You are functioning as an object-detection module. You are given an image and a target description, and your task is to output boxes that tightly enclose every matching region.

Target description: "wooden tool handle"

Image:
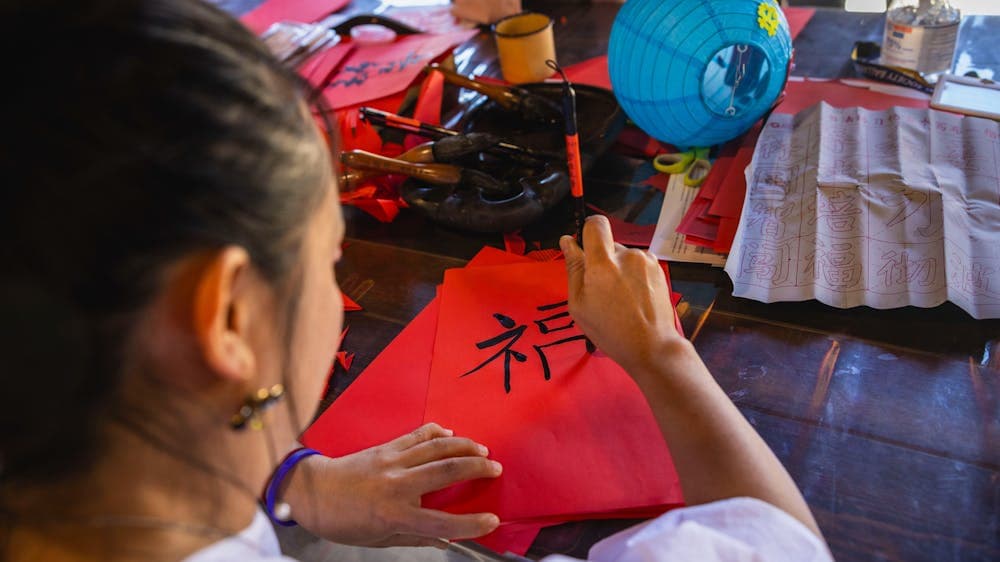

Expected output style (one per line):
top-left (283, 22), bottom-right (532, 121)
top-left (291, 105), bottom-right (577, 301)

top-left (426, 64), bottom-right (518, 110)
top-left (341, 150), bottom-right (463, 186)
top-left (395, 143), bottom-right (435, 164)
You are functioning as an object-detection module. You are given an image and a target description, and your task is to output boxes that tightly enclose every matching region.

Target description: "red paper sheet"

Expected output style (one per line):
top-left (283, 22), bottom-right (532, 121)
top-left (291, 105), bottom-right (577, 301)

top-left (422, 260), bottom-right (684, 522)
top-left (304, 249), bottom-right (533, 457)
top-left (303, 248), bottom-right (540, 553)
top-left (405, 70), bottom-right (445, 150)
top-left (784, 7), bottom-right (816, 41)
top-left (304, 249), bottom-right (683, 550)
top-left (775, 78), bottom-right (931, 115)
top-left (503, 231), bottom-right (527, 256)
top-left (318, 30), bottom-right (476, 110)
top-left (342, 293), bottom-right (362, 312)
top-left (715, 218), bottom-right (741, 254)
top-left (586, 205), bottom-right (656, 248)
top-left (477, 522), bottom-right (546, 557)
top-left (241, 0), bottom-right (350, 34)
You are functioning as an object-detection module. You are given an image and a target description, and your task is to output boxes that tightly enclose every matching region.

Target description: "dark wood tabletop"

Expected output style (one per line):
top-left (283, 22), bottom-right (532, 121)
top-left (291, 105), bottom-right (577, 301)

top-left (227, 1), bottom-right (1000, 560)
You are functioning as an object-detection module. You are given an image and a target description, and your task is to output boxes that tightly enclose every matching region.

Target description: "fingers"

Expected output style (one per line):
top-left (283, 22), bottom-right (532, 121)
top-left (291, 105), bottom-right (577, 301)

top-left (399, 436), bottom-right (489, 468)
top-left (560, 235), bottom-right (585, 299)
top-left (582, 215), bottom-right (615, 263)
top-left (408, 455), bottom-right (502, 494)
top-left (405, 509), bottom-right (501, 541)
top-left (388, 423), bottom-right (453, 452)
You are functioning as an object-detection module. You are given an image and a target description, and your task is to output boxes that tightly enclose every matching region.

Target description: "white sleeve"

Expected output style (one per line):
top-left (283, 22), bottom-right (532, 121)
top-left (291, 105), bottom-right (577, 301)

top-left (541, 498), bottom-right (833, 562)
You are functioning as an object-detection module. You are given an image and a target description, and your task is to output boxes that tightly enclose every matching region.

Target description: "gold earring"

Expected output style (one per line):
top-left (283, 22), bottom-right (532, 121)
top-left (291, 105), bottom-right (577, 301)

top-left (230, 384), bottom-right (284, 430)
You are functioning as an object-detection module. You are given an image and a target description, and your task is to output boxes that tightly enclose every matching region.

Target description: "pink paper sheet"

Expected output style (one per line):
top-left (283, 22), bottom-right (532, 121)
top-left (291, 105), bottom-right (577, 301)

top-left (318, 30), bottom-right (476, 110)
top-left (241, 0), bottom-right (349, 34)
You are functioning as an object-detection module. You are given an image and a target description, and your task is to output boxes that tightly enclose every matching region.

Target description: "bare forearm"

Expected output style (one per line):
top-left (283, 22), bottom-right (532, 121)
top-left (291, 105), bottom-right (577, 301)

top-left (630, 337), bottom-right (822, 537)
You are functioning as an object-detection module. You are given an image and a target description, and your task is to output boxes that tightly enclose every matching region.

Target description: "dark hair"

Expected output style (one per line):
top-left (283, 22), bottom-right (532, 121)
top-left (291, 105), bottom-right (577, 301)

top-left (0, 0), bottom-right (329, 483)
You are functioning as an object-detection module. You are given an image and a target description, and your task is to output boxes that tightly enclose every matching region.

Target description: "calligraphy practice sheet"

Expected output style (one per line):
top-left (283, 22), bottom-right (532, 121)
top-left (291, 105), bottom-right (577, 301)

top-left (725, 102), bottom-right (1000, 319)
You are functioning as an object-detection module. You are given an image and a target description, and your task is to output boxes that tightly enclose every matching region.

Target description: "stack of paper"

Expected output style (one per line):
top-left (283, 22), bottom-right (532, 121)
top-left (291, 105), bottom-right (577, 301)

top-left (302, 248), bottom-right (686, 554)
top-left (649, 174), bottom-right (731, 267)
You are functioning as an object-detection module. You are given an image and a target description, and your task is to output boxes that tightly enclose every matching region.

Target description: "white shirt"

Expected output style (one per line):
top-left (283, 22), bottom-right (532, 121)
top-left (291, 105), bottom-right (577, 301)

top-left (182, 509), bottom-right (294, 562)
top-left (185, 498), bottom-right (832, 562)
top-left (542, 498), bottom-right (833, 562)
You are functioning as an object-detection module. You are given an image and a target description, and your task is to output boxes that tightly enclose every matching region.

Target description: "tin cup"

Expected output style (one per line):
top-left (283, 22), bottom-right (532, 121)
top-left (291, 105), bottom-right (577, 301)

top-left (493, 12), bottom-right (556, 84)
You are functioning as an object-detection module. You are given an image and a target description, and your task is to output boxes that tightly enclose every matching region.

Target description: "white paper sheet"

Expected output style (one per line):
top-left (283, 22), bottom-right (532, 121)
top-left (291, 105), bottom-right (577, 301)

top-left (649, 174), bottom-right (729, 267)
top-left (725, 102), bottom-right (1000, 319)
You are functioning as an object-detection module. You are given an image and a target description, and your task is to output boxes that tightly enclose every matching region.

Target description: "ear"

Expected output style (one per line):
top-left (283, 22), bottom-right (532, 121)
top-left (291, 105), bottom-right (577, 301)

top-left (191, 247), bottom-right (258, 383)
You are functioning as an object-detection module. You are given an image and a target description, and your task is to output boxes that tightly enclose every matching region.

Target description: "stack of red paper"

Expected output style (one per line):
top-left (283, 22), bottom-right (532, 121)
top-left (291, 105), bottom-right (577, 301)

top-left (673, 131), bottom-right (759, 254)
top-left (302, 248), bottom-right (686, 555)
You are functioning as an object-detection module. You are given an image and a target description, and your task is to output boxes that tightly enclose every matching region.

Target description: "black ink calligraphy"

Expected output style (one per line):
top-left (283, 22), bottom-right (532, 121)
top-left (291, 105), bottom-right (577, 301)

top-left (462, 301), bottom-right (594, 394)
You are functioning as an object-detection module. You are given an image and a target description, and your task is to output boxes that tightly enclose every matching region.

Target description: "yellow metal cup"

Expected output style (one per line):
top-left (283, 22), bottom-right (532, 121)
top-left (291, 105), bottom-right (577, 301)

top-left (493, 12), bottom-right (556, 84)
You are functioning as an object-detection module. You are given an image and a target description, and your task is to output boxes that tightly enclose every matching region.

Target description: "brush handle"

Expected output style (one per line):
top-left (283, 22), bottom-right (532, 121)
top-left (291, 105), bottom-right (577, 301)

top-left (426, 64), bottom-right (520, 111)
top-left (341, 150), bottom-right (463, 186)
top-left (339, 144), bottom-right (434, 189)
top-left (395, 143), bottom-right (436, 163)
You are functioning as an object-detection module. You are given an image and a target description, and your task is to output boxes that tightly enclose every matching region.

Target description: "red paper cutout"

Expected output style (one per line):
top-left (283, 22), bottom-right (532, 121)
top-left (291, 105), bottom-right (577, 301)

top-left (586, 205), bottom-right (656, 248)
top-left (351, 198), bottom-right (402, 223)
top-left (477, 522), bottom-right (546, 557)
top-left (526, 249), bottom-right (563, 262)
top-left (342, 293), bottom-right (362, 312)
top-left (422, 260), bottom-right (683, 522)
top-left (640, 172), bottom-right (671, 193)
top-left (240, 0), bottom-right (350, 34)
top-left (563, 55), bottom-right (611, 90)
top-left (318, 30), bottom-right (476, 110)
top-left (715, 217), bottom-right (740, 254)
top-left (784, 7), bottom-right (816, 41)
top-left (503, 231), bottom-right (526, 256)
top-left (404, 70), bottom-right (445, 150)
top-left (336, 351), bottom-right (355, 371)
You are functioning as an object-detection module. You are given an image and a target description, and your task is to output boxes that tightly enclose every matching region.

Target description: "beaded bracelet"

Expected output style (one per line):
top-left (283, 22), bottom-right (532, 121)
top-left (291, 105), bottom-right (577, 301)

top-left (263, 447), bottom-right (320, 527)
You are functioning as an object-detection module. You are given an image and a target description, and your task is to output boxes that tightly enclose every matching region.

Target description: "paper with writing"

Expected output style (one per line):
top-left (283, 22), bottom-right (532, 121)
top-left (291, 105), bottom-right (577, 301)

top-left (317, 30), bottom-right (476, 110)
top-left (423, 260), bottom-right (684, 521)
top-left (725, 102), bottom-right (1000, 319)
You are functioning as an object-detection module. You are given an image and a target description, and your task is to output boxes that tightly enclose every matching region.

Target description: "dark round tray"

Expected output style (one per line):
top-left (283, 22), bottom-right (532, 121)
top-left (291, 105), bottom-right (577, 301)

top-left (457, 82), bottom-right (625, 173)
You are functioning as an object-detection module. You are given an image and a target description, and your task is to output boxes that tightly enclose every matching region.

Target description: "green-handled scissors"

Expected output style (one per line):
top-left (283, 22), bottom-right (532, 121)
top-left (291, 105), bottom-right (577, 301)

top-left (653, 147), bottom-right (711, 187)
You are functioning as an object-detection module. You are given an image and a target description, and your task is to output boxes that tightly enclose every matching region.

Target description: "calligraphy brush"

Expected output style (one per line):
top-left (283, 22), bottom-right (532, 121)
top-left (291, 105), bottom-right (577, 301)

top-left (424, 64), bottom-right (562, 125)
top-left (545, 60), bottom-right (585, 243)
top-left (339, 135), bottom-right (498, 190)
top-left (340, 149), bottom-right (513, 197)
top-left (358, 107), bottom-right (561, 162)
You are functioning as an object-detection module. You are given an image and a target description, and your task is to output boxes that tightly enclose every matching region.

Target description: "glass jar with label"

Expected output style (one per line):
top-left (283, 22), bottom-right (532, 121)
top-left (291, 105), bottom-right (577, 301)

top-left (882, 0), bottom-right (960, 77)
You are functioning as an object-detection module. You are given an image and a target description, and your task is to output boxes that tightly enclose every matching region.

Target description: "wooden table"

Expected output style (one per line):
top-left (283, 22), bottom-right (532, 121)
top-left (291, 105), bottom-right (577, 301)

top-left (236, 2), bottom-right (1000, 560)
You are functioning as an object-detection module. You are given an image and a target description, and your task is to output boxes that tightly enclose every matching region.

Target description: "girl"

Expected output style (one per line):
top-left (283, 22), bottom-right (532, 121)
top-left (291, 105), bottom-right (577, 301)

top-left (0, 1), bottom-right (831, 560)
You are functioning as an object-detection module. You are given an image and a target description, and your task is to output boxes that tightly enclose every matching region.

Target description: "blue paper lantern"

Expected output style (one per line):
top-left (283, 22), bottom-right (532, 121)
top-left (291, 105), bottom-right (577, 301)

top-left (608, 0), bottom-right (792, 149)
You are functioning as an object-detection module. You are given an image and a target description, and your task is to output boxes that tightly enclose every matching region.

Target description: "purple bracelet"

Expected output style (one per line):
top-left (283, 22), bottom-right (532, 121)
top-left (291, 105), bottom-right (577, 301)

top-left (263, 447), bottom-right (320, 527)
